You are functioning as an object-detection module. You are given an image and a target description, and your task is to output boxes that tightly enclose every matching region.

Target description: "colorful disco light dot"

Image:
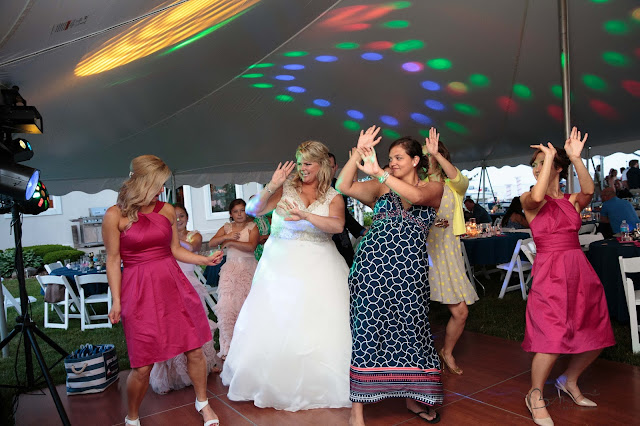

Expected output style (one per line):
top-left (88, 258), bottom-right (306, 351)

top-left (454, 103), bottom-right (479, 116)
top-left (242, 73), bottom-right (263, 78)
top-left (603, 20), bottom-right (629, 35)
top-left (513, 84), bottom-right (532, 99)
top-left (561, 52), bottom-right (565, 68)
top-left (343, 120), bottom-right (361, 131)
top-left (632, 7), bottom-right (640, 22)
top-left (316, 55), bottom-right (338, 62)
top-left (622, 80), bottom-right (640, 97)
top-left (602, 51), bottom-right (629, 67)
top-left (425, 100), bottom-right (445, 111)
top-left (365, 41), bottom-right (394, 50)
top-left (421, 81), bottom-right (441, 91)
top-left (335, 42), bottom-right (359, 49)
top-left (382, 129), bottom-right (401, 139)
top-left (275, 75), bottom-right (295, 81)
top-left (382, 20), bottom-right (409, 29)
top-left (402, 62), bottom-right (423, 72)
top-left (445, 122), bottom-right (468, 134)
top-left (582, 74), bottom-right (607, 91)
top-left (393, 40), bottom-right (425, 53)
top-left (589, 0), bottom-right (610, 3)
top-left (411, 113), bottom-right (432, 125)
top-left (447, 82), bottom-right (468, 95)
top-left (347, 110), bottom-right (365, 120)
top-left (418, 129), bottom-right (430, 138)
top-left (551, 85), bottom-right (563, 99)
top-left (380, 115), bottom-right (399, 126)
top-left (390, 1), bottom-right (412, 9)
top-left (305, 108), bottom-right (324, 117)
top-left (249, 63), bottom-right (274, 68)
top-left (275, 95), bottom-right (294, 102)
top-left (314, 99), bottom-right (331, 107)
top-left (361, 52), bottom-right (383, 61)
top-left (283, 51), bottom-right (309, 57)
top-left (252, 83), bottom-right (273, 88)
top-left (497, 96), bottom-right (518, 113)
top-left (287, 86), bottom-right (306, 93)
top-left (547, 105), bottom-right (563, 122)
top-left (427, 58), bottom-right (452, 70)
top-left (469, 74), bottom-right (490, 87)
top-left (589, 99), bottom-right (618, 120)
top-left (283, 64), bottom-right (305, 70)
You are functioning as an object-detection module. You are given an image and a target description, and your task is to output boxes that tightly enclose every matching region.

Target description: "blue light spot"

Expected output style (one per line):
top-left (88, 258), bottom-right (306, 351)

top-left (380, 115), bottom-right (399, 126)
top-left (347, 110), bottom-right (364, 120)
top-left (315, 55), bottom-right (338, 62)
top-left (411, 113), bottom-right (432, 125)
top-left (421, 81), bottom-right (441, 91)
top-left (275, 75), bottom-right (295, 81)
top-left (283, 64), bottom-right (305, 70)
top-left (402, 62), bottom-right (422, 72)
top-left (361, 52), bottom-right (383, 61)
top-left (287, 86), bottom-right (306, 93)
top-left (314, 99), bottom-right (331, 107)
top-left (425, 100), bottom-right (445, 110)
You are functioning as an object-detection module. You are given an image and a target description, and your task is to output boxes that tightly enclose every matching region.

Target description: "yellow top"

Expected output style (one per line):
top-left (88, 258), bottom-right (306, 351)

top-left (425, 168), bottom-right (469, 236)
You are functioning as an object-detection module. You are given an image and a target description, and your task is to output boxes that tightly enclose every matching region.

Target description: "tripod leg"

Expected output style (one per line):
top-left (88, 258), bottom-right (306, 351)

top-left (24, 328), bottom-right (71, 426)
top-left (0, 327), bottom-right (20, 351)
top-left (31, 326), bottom-right (68, 358)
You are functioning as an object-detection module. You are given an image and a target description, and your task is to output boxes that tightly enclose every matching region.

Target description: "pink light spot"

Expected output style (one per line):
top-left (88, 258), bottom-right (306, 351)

top-left (365, 41), bottom-right (394, 50)
top-left (589, 99), bottom-right (619, 120)
top-left (497, 96), bottom-right (518, 114)
top-left (547, 105), bottom-right (563, 122)
top-left (622, 80), bottom-right (640, 97)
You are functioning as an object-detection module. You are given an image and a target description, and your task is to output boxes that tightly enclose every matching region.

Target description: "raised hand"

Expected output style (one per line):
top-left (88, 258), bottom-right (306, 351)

top-left (529, 142), bottom-right (557, 160)
top-left (355, 146), bottom-right (383, 178)
top-left (281, 199), bottom-right (307, 222)
top-left (357, 125), bottom-right (382, 150)
top-left (270, 161), bottom-right (296, 188)
top-left (423, 127), bottom-right (440, 157)
top-left (564, 126), bottom-right (588, 159)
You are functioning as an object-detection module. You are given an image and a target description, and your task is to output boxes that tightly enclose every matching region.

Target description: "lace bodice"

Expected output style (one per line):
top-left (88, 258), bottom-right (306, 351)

top-left (270, 180), bottom-right (339, 242)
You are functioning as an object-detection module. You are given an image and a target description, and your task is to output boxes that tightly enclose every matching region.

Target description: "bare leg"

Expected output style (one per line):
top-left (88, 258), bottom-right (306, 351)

top-left (441, 302), bottom-right (468, 373)
top-left (528, 353), bottom-right (559, 421)
top-left (406, 398), bottom-right (438, 422)
top-left (349, 402), bottom-right (365, 426)
top-left (126, 365), bottom-right (152, 421)
top-left (186, 348), bottom-right (218, 424)
top-left (558, 349), bottom-right (602, 403)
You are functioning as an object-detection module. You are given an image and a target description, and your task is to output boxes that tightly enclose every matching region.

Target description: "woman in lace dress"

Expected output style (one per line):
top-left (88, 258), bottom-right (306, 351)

top-left (149, 204), bottom-right (220, 394)
top-left (208, 199), bottom-right (259, 359)
top-left (221, 141), bottom-right (352, 411)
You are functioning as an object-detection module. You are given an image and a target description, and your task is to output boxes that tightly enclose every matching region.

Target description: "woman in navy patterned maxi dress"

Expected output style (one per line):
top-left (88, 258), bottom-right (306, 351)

top-left (337, 126), bottom-right (445, 425)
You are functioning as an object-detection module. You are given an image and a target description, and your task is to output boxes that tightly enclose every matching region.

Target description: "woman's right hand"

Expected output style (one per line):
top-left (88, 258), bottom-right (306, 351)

top-left (529, 142), bottom-right (556, 160)
top-left (357, 125), bottom-right (382, 150)
top-left (108, 302), bottom-right (121, 324)
top-left (424, 127), bottom-right (440, 157)
top-left (270, 161), bottom-right (296, 188)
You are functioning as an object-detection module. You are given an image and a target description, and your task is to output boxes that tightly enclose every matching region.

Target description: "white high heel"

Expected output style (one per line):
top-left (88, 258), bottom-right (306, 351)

top-left (195, 398), bottom-right (220, 426)
top-left (124, 416), bottom-right (141, 426)
top-left (555, 378), bottom-right (597, 407)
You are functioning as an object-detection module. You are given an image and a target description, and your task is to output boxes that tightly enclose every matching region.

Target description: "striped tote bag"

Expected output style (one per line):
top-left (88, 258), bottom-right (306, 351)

top-left (65, 344), bottom-right (119, 395)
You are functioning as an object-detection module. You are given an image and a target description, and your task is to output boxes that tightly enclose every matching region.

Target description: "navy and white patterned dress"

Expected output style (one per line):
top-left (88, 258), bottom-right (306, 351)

top-left (349, 191), bottom-right (443, 405)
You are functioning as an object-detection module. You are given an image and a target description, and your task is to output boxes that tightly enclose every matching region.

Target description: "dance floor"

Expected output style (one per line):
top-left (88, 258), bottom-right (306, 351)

top-left (15, 325), bottom-right (640, 425)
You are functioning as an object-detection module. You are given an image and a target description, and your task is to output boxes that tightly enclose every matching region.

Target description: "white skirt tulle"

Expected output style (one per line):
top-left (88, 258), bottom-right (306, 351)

top-left (220, 237), bottom-right (352, 411)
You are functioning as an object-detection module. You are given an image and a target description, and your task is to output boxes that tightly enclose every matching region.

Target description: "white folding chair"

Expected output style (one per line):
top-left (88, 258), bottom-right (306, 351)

top-left (75, 274), bottom-right (112, 331)
top-left (578, 224), bottom-right (597, 235)
top-left (497, 239), bottom-right (532, 300)
top-left (36, 275), bottom-right (86, 329)
top-left (459, 241), bottom-right (484, 295)
top-left (619, 256), bottom-right (640, 353)
top-left (521, 239), bottom-right (536, 265)
top-left (193, 267), bottom-right (218, 315)
top-left (578, 233), bottom-right (604, 251)
top-left (44, 261), bottom-right (64, 273)
top-left (3, 282), bottom-right (37, 318)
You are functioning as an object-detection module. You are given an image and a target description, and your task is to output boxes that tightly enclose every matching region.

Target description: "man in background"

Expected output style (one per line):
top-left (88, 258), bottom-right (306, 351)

top-left (464, 198), bottom-right (492, 224)
top-left (599, 187), bottom-right (639, 237)
top-left (627, 159), bottom-right (640, 190)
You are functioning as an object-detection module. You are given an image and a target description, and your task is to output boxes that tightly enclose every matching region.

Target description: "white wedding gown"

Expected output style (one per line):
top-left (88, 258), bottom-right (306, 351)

top-left (221, 182), bottom-right (352, 411)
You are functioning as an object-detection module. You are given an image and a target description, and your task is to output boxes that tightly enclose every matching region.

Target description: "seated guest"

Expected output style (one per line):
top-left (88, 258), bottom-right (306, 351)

top-left (599, 187), bottom-right (640, 233)
top-left (614, 179), bottom-right (633, 199)
top-left (627, 159), bottom-right (640, 190)
top-left (501, 196), bottom-right (529, 229)
top-left (464, 198), bottom-right (492, 224)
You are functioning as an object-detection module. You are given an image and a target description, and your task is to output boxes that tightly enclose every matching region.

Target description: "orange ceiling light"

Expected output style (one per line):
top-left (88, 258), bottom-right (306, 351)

top-left (75, 0), bottom-right (260, 76)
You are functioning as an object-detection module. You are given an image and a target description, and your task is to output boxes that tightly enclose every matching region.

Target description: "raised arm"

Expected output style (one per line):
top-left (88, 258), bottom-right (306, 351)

top-left (102, 206), bottom-right (123, 324)
top-left (424, 127), bottom-right (459, 180)
top-left (246, 161), bottom-right (296, 217)
top-left (565, 127), bottom-right (593, 211)
top-left (521, 142), bottom-right (557, 212)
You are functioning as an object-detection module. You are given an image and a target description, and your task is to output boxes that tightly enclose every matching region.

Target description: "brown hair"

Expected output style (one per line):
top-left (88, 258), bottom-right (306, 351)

top-left (389, 137), bottom-right (430, 180)
top-left (291, 140), bottom-right (332, 201)
top-left (529, 147), bottom-right (570, 181)
top-left (228, 198), bottom-right (246, 221)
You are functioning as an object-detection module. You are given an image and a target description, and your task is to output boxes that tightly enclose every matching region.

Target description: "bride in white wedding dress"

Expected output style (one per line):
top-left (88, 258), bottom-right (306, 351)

top-left (220, 141), bottom-right (352, 411)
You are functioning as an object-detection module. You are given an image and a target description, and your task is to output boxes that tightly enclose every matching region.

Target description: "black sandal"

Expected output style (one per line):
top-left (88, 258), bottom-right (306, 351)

top-left (407, 408), bottom-right (441, 424)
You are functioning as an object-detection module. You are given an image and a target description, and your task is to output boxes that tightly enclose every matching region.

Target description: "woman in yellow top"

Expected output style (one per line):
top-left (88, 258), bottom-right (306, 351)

top-left (424, 127), bottom-right (478, 375)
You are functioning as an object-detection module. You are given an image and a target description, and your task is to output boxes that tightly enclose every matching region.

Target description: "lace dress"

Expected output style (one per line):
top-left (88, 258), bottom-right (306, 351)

top-left (149, 231), bottom-right (219, 394)
top-left (217, 222), bottom-right (259, 358)
top-left (221, 180), bottom-right (352, 411)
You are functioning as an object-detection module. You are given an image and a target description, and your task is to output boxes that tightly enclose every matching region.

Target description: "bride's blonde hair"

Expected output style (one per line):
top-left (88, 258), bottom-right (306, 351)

top-left (117, 155), bottom-right (171, 230)
top-left (291, 140), bottom-right (332, 201)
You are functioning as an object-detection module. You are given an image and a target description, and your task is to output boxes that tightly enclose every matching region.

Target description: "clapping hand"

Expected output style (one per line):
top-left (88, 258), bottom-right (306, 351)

top-left (270, 161), bottom-right (296, 189)
top-left (564, 126), bottom-right (588, 160)
top-left (423, 127), bottom-right (439, 157)
top-left (355, 146), bottom-right (383, 178)
top-left (281, 199), bottom-right (307, 221)
top-left (357, 126), bottom-right (382, 150)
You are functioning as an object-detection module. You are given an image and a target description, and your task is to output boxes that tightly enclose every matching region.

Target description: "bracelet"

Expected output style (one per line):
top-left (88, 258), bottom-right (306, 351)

top-left (378, 171), bottom-right (390, 184)
top-left (265, 182), bottom-right (274, 194)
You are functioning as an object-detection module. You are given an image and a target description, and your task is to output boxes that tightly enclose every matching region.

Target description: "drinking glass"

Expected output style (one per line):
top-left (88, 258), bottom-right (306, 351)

top-left (64, 259), bottom-right (71, 268)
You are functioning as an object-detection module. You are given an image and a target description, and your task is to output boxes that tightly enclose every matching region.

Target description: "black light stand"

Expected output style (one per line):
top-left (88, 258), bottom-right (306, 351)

top-left (0, 203), bottom-right (71, 426)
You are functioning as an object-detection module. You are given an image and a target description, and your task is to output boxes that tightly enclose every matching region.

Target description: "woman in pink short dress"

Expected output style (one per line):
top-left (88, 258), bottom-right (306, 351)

top-left (103, 155), bottom-right (223, 426)
top-left (520, 128), bottom-right (615, 426)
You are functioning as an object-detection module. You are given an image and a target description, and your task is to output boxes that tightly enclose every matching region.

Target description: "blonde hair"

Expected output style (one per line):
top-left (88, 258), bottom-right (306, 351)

top-left (117, 155), bottom-right (171, 230)
top-left (291, 140), bottom-right (332, 201)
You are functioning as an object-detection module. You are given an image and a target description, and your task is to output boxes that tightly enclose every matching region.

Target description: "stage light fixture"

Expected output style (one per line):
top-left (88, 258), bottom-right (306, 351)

top-left (0, 161), bottom-right (40, 200)
top-left (3, 137), bottom-right (35, 162)
top-left (0, 87), bottom-right (43, 134)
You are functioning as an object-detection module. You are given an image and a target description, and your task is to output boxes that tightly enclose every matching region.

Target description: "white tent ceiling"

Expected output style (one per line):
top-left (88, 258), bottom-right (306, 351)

top-left (1, 0), bottom-right (639, 195)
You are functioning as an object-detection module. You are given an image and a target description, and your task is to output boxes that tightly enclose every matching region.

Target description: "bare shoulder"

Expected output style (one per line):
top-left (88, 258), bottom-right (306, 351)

top-left (159, 202), bottom-right (176, 220)
top-left (104, 205), bottom-right (122, 220)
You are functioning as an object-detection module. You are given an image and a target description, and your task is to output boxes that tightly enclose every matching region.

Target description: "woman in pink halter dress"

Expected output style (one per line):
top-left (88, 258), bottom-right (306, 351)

top-left (103, 155), bottom-right (223, 426)
top-left (520, 129), bottom-right (615, 426)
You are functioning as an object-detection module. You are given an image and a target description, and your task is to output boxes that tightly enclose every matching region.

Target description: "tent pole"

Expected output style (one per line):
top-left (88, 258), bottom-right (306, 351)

top-left (558, 0), bottom-right (573, 192)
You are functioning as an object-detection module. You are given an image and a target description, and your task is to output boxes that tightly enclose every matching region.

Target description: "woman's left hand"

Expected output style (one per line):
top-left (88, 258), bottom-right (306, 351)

top-left (423, 127), bottom-right (440, 157)
top-left (203, 250), bottom-right (224, 266)
top-left (281, 199), bottom-right (308, 221)
top-left (564, 126), bottom-right (588, 159)
top-left (355, 146), bottom-right (383, 177)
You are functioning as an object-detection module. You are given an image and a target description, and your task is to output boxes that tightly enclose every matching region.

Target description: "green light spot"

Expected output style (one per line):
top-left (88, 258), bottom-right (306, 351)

top-left (382, 20), bottom-right (410, 29)
top-left (382, 129), bottom-right (401, 139)
top-left (427, 58), bottom-right (452, 70)
top-left (561, 52), bottom-right (566, 68)
top-left (603, 20), bottom-right (629, 35)
top-left (590, 0), bottom-right (610, 3)
top-left (469, 74), bottom-right (490, 87)
top-left (242, 73), bottom-right (263, 78)
top-left (551, 85), bottom-right (563, 99)
top-left (602, 51), bottom-right (629, 67)
top-left (446, 122), bottom-right (468, 134)
top-left (513, 84), bottom-right (532, 99)
top-left (335, 42), bottom-right (359, 50)
top-left (392, 40), bottom-right (425, 53)
top-left (418, 129), bottom-right (430, 138)
top-left (305, 108), bottom-right (324, 116)
top-left (252, 83), bottom-right (273, 89)
top-left (389, 1), bottom-right (412, 9)
top-left (343, 120), bottom-right (361, 131)
top-left (275, 95), bottom-right (294, 102)
top-left (454, 103), bottom-right (480, 116)
top-left (582, 74), bottom-right (607, 91)
top-left (283, 51), bottom-right (309, 57)
top-left (249, 63), bottom-right (274, 68)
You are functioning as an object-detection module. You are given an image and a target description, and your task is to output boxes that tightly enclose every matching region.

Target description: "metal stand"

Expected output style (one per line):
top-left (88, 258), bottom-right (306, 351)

top-left (475, 164), bottom-right (497, 206)
top-left (0, 204), bottom-right (70, 426)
